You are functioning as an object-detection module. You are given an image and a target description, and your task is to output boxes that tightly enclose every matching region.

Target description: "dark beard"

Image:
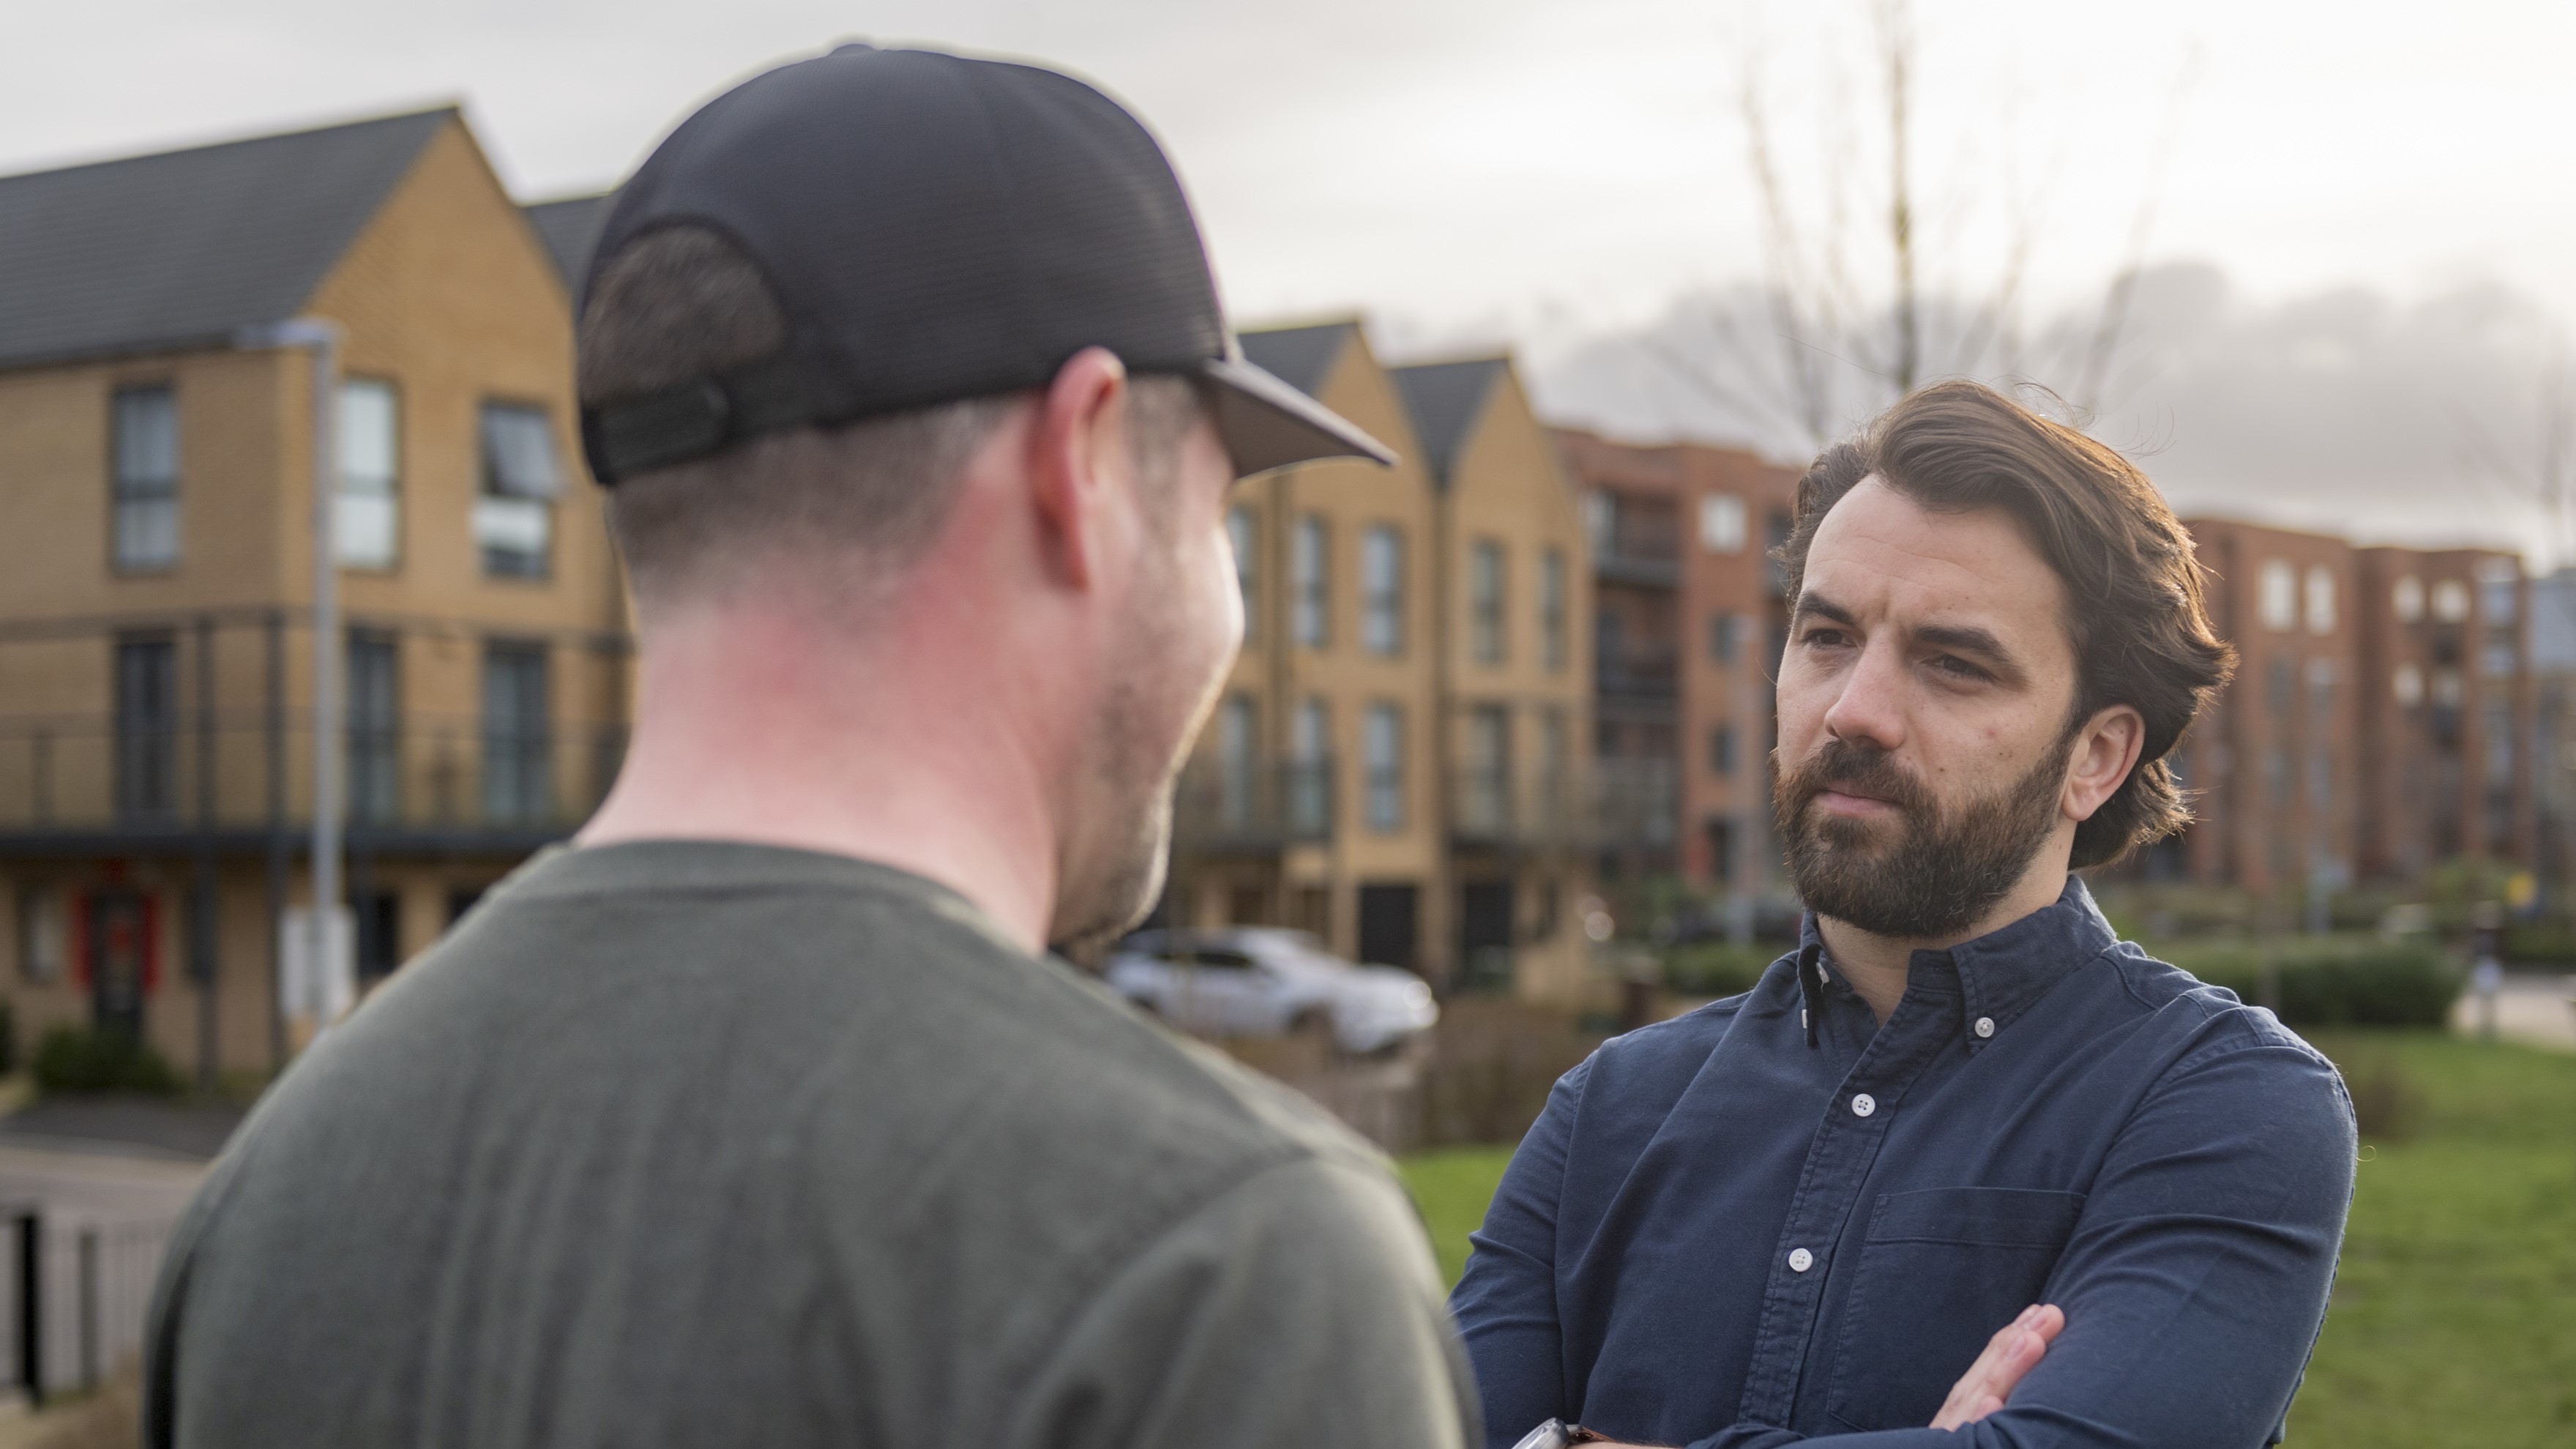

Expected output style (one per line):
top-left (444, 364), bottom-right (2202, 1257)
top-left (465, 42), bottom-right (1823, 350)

top-left (1774, 732), bottom-right (2069, 941)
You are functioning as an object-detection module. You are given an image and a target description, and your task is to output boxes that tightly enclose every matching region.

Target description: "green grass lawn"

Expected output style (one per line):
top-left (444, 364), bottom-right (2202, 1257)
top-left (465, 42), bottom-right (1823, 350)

top-left (1397, 1029), bottom-right (2576, 1448)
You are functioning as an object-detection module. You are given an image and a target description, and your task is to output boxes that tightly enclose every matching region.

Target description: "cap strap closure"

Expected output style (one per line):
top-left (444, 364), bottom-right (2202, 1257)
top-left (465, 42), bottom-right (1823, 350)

top-left (581, 354), bottom-right (817, 485)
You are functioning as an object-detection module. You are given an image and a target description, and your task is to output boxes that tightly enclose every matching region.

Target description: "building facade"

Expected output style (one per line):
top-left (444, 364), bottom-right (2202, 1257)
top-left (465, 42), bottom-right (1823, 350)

top-left (1550, 429), bottom-right (1803, 925)
top-left (0, 111), bottom-right (625, 1084)
top-left (1158, 323), bottom-right (1595, 1000)
top-left (2165, 520), bottom-right (2534, 900)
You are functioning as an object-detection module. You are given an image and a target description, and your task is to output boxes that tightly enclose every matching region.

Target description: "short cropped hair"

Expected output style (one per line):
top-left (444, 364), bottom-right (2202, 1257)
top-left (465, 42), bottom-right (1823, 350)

top-left (1775, 381), bottom-right (2236, 868)
top-left (578, 225), bottom-right (1201, 611)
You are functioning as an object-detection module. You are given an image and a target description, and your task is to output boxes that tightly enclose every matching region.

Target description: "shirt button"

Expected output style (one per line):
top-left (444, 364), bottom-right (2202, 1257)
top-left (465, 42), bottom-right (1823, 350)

top-left (1851, 1093), bottom-right (1877, 1118)
top-left (1974, 1016), bottom-right (1996, 1039)
top-left (1788, 1248), bottom-right (1814, 1273)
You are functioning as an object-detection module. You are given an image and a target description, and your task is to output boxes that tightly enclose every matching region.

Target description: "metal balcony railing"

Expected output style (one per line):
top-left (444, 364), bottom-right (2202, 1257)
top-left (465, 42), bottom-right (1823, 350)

top-left (1171, 756), bottom-right (1337, 851)
top-left (1593, 756), bottom-right (1680, 849)
top-left (0, 713), bottom-right (626, 843)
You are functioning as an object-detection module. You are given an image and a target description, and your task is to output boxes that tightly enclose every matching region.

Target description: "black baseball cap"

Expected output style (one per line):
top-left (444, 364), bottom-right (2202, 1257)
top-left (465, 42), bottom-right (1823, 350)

top-left (579, 43), bottom-right (1395, 485)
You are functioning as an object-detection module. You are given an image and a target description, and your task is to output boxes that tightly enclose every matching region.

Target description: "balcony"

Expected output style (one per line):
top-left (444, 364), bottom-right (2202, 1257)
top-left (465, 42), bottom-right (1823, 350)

top-left (1595, 546), bottom-right (1681, 590)
top-left (1449, 767), bottom-right (1582, 852)
top-left (0, 713), bottom-right (625, 853)
top-left (1593, 756), bottom-right (1680, 851)
top-left (1171, 756), bottom-right (1336, 852)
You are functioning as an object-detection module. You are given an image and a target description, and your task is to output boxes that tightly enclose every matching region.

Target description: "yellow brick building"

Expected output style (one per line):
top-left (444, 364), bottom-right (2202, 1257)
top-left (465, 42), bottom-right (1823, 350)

top-left (1165, 323), bottom-right (1595, 1002)
top-left (0, 110), bottom-right (625, 1084)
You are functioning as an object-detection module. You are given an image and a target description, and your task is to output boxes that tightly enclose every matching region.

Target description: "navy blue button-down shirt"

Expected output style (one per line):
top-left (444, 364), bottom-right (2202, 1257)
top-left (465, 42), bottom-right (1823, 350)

top-left (1452, 879), bottom-right (2355, 1448)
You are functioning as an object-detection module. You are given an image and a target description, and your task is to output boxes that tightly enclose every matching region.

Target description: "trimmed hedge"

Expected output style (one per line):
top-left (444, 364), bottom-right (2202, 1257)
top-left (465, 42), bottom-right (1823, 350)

top-left (34, 1026), bottom-right (179, 1095)
top-left (1665, 941), bottom-right (1789, 999)
top-left (2156, 939), bottom-right (2461, 1029)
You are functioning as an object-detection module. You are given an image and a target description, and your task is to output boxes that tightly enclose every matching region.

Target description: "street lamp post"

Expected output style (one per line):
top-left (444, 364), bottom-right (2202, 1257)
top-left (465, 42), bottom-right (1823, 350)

top-left (239, 319), bottom-right (346, 1042)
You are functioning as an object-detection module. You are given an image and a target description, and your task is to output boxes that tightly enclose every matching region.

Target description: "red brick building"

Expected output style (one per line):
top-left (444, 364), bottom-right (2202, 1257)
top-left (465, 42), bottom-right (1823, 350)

top-left (1550, 429), bottom-right (1802, 909)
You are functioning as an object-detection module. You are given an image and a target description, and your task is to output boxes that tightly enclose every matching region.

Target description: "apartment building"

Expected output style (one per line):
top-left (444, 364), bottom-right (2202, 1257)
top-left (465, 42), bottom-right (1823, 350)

top-left (1550, 429), bottom-right (1803, 915)
top-left (1389, 357), bottom-right (1593, 999)
top-left (0, 110), bottom-right (626, 1082)
top-left (2165, 520), bottom-right (2533, 897)
top-left (1159, 324), bottom-right (1594, 999)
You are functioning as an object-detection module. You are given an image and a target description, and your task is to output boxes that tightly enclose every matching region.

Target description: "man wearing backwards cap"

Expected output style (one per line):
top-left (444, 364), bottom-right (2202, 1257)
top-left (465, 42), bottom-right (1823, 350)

top-left (144, 43), bottom-right (1478, 1449)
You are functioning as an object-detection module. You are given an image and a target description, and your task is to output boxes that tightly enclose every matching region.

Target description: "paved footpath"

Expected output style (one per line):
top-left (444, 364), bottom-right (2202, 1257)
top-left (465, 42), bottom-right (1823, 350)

top-left (2451, 972), bottom-right (2576, 1051)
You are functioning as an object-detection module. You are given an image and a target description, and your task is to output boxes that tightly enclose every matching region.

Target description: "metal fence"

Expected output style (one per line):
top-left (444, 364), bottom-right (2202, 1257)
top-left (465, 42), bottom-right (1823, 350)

top-left (0, 1207), bottom-right (178, 1405)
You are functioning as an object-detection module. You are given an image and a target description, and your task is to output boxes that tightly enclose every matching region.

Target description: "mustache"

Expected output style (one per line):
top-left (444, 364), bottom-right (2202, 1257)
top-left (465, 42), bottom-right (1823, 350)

top-left (1780, 738), bottom-right (1936, 819)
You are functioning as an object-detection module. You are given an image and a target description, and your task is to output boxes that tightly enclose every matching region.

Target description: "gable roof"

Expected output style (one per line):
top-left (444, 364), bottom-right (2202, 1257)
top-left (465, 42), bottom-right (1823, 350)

top-left (1389, 357), bottom-right (1507, 487)
top-left (0, 108), bottom-right (454, 372)
top-left (1238, 321), bottom-right (1357, 396)
top-left (523, 193), bottom-right (615, 295)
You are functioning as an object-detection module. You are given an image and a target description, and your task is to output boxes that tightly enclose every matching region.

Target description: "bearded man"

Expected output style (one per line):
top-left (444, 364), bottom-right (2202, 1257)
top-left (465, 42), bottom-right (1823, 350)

top-left (145, 45), bottom-right (1477, 1449)
top-left (1452, 381), bottom-right (2355, 1449)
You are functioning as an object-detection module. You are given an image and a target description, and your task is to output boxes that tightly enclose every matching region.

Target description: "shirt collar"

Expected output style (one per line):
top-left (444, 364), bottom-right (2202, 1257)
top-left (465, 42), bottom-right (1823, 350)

top-left (1794, 875), bottom-right (2117, 1053)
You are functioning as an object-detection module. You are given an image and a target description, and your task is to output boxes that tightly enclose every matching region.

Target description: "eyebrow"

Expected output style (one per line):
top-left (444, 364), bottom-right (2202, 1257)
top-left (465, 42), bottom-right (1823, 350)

top-left (1793, 593), bottom-right (2028, 679)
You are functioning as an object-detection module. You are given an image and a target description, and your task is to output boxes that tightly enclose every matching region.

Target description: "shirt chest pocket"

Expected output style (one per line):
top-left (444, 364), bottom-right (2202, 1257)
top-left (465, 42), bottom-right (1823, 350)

top-left (1823, 1186), bottom-right (2086, 1433)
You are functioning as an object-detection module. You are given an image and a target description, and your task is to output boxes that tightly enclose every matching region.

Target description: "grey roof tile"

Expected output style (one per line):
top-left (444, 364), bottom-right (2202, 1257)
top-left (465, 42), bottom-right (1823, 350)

top-left (1238, 321), bottom-right (1355, 396)
top-left (1389, 357), bottom-right (1507, 487)
top-left (522, 193), bottom-right (615, 297)
top-left (0, 108), bottom-right (452, 371)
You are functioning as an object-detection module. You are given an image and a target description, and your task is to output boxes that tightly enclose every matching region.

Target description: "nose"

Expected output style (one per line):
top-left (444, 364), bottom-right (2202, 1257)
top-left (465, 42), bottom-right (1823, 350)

top-left (1819, 638), bottom-right (1907, 754)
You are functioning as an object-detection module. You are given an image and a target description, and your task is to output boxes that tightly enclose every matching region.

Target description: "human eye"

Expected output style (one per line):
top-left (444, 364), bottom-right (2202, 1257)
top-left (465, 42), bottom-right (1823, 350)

top-left (1928, 653), bottom-right (1993, 683)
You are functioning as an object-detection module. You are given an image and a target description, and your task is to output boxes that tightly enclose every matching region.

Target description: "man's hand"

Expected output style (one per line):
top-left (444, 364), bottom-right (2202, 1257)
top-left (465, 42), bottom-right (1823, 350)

top-left (1930, 1303), bottom-right (2064, 1431)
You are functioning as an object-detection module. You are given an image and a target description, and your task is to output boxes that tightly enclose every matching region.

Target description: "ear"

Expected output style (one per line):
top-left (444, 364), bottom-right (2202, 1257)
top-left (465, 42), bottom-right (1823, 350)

top-left (2063, 704), bottom-right (2146, 824)
top-left (1026, 346), bottom-right (1134, 592)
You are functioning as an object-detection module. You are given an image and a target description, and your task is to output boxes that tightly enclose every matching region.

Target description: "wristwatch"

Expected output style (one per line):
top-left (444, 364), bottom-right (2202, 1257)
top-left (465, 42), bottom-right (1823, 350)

top-left (1510, 1419), bottom-right (1608, 1449)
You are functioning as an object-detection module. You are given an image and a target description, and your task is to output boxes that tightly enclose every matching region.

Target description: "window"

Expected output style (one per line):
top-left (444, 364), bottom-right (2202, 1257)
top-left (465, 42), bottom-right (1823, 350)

top-left (1363, 525), bottom-right (1405, 655)
top-left (1710, 724), bottom-right (1739, 775)
top-left (481, 643), bottom-right (552, 823)
top-left (1468, 537), bottom-right (1504, 664)
top-left (1709, 612), bottom-right (1739, 666)
top-left (2266, 658), bottom-right (2296, 719)
top-left (2309, 749), bottom-right (2333, 811)
top-left (2485, 702), bottom-right (2515, 788)
top-left (17, 885), bottom-right (64, 983)
top-left (348, 633), bottom-right (401, 824)
top-left (475, 403), bottom-right (561, 579)
top-left (2303, 566), bottom-right (2336, 635)
top-left (1464, 704), bottom-right (1510, 833)
top-left (2478, 558), bottom-right (2520, 623)
top-left (1288, 698), bottom-right (1332, 836)
top-left (1541, 548), bottom-right (1568, 671)
top-left (1583, 491), bottom-right (1613, 553)
top-left (338, 379), bottom-right (401, 569)
top-left (2258, 560), bottom-right (2296, 632)
top-left (2393, 663), bottom-right (2424, 707)
top-left (2307, 658), bottom-right (2336, 723)
top-left (1364, 702), bottom-right (1405, 832)
top-left (2392, 575), bottom-right (2424, 623)
top-left (2432, 578), bottom-right (2471, 623)
top-left (2264, 745), bottom-right (2291, 807)
top-left (1293, 515), bottom-right (1329, 647)
top-left (1218, 696), bottom-right (1257, 830)
top-left (1698, 492), bottom-right (1747, 554)
top-left (1228, 506), bottom-right (1258, 641)
top-left (114, 636), bottom-right (177, 819)
top-left (111, 385), bottom-right (180, 571)
top-left (354, 889), bottom-right (403, 980)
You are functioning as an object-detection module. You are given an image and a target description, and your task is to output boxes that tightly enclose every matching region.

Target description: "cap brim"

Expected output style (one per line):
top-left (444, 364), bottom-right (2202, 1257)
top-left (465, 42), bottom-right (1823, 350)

top-left (1199, 355), bottom-right (1398, 478)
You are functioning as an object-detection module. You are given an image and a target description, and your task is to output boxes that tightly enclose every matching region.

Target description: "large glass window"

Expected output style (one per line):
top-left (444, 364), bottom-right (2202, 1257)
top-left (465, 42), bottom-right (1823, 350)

top-left (2303, 565), bottom-right (2337, 636)
top-left (1541, 548), bottom-right (1568, 671)
top-left (1293, 515), bottom-right (1329, 648)
top-left (1469, 538), bottom-right (1504, 664)
top-left (481, 643), bottom-right (552, 823)
top-left (111, 385), bottom-right (180, 571)
top-left (1364, 702), bottom-right (1405, 832)
top-left (1463, 704), bottom-right (1511, 833)
top-left (476, 403), bottom-right (561, 579)
top-left (1362, 524), bottom-right (1405, 656)
top-left (1698, 492), bottom-right (1747, 554)
top-left (1228, 505), bottom-right (1258, 641)
top-left (113, 635), bottom-right (177, 819)
top-left (1218, 696), bottom-right (1257, 831)
top-left (338, 379), bottom-right (401, 569)
top-left (2258, 560), bottom-right (2296, 632)
top-left (348, 633), bottom-right (401, 824)
top-left (1288, 698), bottom-right (1332, 836)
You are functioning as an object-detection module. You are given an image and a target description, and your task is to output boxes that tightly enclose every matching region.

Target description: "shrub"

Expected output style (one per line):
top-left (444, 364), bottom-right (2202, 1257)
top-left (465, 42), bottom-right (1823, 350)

top-left (2502, 920), bottom-right (2576, 966)
top-left (33, 1026), bottom-right (179, 1095)
top-left (2156, 937), bottom-right (2461, 1028)
top-left (1663, 941), bottom-right (1787, 999)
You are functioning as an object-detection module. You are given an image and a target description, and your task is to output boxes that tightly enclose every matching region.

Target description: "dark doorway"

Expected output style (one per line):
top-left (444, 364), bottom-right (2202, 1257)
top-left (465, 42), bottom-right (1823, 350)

top-left (86, 890), bottom-right (151, 1038)
top-left (1356, 884), bottom-right (1419, 969)
top-left (1457, 879), bottom-right (1516, 993)
top-left (354, 890), bottom-right (403, 980)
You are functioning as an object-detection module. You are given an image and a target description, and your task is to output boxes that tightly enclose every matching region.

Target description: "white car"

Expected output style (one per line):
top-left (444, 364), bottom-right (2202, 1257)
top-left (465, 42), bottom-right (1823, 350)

top-left (1105, 928), bottom-right (1438, 1054)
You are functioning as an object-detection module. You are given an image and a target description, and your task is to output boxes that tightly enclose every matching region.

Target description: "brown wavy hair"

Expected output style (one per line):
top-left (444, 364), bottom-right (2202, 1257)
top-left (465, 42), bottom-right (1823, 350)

top-left (1774, 381), bottom-right (2236, 868)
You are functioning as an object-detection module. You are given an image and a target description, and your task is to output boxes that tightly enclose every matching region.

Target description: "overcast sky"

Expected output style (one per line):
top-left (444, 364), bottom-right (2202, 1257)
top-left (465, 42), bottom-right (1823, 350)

top-left (10, 0), bottom-right (2576, 556)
